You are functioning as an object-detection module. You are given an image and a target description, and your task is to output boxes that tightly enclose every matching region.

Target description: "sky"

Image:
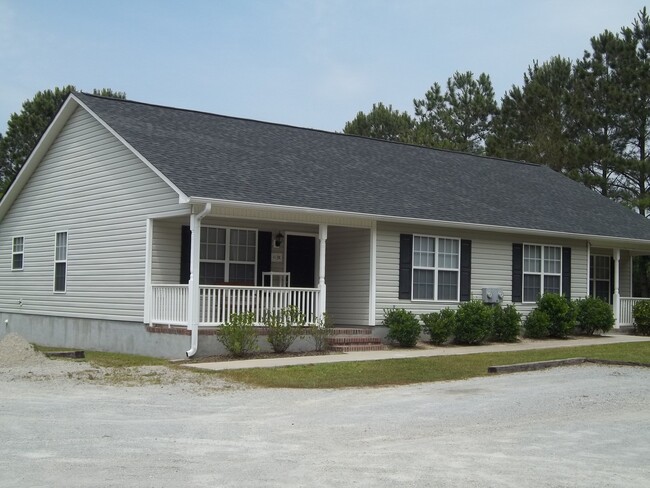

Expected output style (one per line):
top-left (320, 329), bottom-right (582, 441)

top-left (0, 0), bottom-right (647, 135)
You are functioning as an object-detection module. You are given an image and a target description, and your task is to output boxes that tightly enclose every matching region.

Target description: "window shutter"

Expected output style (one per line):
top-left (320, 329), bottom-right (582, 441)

top-left (399, 234), bottom-right (413, 299)
top-left (610, 257), bottom-right (615, 304)
top-left (512, 243), bottom-right (523, 303)
top-left (256, 231), bottom-right (272, 286)
top-left (180, 225), bottom-right (191, 284)
top-left (562, 247), bottom-right (572, 299)
top-left (460, 239), bottom-right (472, 301)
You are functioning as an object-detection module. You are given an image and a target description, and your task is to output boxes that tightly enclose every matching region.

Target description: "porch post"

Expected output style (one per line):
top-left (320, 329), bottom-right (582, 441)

top-left (318, 224), bottom-right (327, 320)
top-left (613, 248), bottom-right (621, 328)
top-left (369, 221), bottom-right (377, 326)
top-left (143, 218), bottom-right (153, 325)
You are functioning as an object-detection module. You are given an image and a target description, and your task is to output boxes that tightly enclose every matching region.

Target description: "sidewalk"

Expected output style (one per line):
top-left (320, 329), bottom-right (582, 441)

top-left (184, 333), bottom-right (650, 371)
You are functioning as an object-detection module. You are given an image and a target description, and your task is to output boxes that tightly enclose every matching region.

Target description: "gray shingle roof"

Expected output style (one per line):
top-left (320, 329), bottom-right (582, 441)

top-left (75, 92), bottom-right (650, 241)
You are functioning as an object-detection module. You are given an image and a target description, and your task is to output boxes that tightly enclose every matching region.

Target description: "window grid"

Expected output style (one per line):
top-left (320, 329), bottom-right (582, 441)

top-left (12, 236), bottom-right (24, 271)
top-left (523, 244), bottom-right (562, 302)
top-left (199, 226), bottom-right (257, 285)
top-left (590, 255), bottom-right (611, 303)
top-left (412, 236), bottom-right (460, 301)
top-left (54, 232), bottom-right (67, 293)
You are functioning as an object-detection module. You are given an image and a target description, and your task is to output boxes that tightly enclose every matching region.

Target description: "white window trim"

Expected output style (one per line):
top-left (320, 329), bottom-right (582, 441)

top-left (522, 243), bottom-right (562, 303)
top-left (53, 231), bottom-right (68, 293)
top-left (200, 226), bottom-right (258, 285)
top-left (590, 254), bottom-right (611, 301)
top-left (11, 236), bottom-right (24, 271)
top-left (411, 234), bottom-right (461, 302)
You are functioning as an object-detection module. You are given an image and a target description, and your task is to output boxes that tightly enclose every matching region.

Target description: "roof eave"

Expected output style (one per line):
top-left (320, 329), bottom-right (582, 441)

top-left (187, 196), bottom-right (650, 251)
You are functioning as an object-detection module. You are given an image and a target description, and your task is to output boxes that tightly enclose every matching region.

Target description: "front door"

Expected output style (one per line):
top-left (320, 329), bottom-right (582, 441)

top-left (286, 235), bottom-right (316, 288)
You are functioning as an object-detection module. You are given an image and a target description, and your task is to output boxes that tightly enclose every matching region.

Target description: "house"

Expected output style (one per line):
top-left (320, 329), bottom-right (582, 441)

top-left (1, 93), bottom-right (650, 358)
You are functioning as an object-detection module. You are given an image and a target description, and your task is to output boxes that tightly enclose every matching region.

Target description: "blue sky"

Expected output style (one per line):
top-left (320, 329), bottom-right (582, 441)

top-left (0, 0), bottom-right (647, 134)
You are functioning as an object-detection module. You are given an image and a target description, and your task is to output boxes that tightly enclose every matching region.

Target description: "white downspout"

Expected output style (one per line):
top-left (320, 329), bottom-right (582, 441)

top-left (318, 224), bottom-right (327, 320)
top-left (186, 203), bottom-right (212, 357)
top-left (613, 248), bottom-right (621, 329)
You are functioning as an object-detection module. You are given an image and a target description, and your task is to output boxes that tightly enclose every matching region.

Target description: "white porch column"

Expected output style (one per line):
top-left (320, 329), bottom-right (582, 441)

top-left (613, 248), bottom-right (621, 328)
top-left (318, 224), bottom-right (327, 320)
top-left (143, 218), bottom-right (153, 325)
top-left (368, 221), bottom-right (377, 326)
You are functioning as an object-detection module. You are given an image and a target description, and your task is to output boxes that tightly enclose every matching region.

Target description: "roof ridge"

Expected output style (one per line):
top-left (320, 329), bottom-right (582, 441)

top-left (75, 91), bottom-right (540, 169)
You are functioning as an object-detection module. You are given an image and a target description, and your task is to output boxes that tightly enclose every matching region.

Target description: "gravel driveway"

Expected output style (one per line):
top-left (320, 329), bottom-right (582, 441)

top-left (1, 339), bottom-right (648, 487)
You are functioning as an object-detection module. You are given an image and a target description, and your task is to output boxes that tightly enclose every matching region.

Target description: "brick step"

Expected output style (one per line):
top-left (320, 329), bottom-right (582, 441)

top-left (327, 336), bottom-right (383, 345)
top-left (330, 327), bottom-right (374, 336)
top-left (330, 343), bottom-right (388, 353)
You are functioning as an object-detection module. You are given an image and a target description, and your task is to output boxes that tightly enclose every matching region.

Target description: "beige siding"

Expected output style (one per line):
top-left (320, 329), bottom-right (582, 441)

top-left (0, 107), bottom-right (184, 322)
top-left (620, 251), bottom-right (632, 297)
top-left (151, 220), bottom-right (183, 284)
top-left (325, 227), bottom-right (370, 326)
top-left (375, 222), bottom-right (589, 322)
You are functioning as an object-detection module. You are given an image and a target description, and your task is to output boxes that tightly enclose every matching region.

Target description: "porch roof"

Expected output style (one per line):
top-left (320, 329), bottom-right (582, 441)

top-left (75, 93), bottom-right (650, 243)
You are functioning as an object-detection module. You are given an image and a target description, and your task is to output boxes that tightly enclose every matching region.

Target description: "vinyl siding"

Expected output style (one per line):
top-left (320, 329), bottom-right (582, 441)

top-left (0, 107), bottom-right (184, 322)
top-left (375, 222), bottom-right (588, 322)
top-left (325, 227), bottom-right (370, 326)
top-left (151, 220), bottom-right (183, 284)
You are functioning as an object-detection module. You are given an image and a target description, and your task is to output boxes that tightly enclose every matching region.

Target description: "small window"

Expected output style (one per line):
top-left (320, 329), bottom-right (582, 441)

top-left (54, 232), bottom-right (68, 292)
top-left (412, 235), bottom-right (460, 301)
top-left (12, 237), bottom-right (24, 270)
top-left (523, 244), bottom-right (561, 302)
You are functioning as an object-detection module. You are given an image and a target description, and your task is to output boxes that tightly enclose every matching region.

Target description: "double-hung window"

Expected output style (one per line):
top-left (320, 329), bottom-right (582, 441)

top-left (412, 236), bottom-right (460, 301)
top-left (523, 244), bottom-right (561, 302)
top-left (12, 237), bottom-right (24, 270)
top-left (54, 232), bottom-right (68, 292)
top-left (199, 227), bottom-right (257, 285)
top-left (590, 255), bottom-right (611, 302)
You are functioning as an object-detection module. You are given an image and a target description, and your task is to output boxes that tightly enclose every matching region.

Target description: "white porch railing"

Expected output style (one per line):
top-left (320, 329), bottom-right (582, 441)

top-left (619, 297), bottom-right (650, 327)
top-left (150, 284), bottom-right (320, 327)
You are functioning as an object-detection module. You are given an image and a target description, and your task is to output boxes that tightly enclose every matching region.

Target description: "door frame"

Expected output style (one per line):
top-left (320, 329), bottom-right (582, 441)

top-left (284, 231), bottom-right (319, 288)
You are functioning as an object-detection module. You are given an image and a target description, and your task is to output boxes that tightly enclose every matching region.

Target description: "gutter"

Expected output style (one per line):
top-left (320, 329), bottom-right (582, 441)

top-left (186, 203), bottom-right (212, 357)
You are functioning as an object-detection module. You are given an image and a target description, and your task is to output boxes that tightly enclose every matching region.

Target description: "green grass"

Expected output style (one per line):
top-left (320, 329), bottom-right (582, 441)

top-left (33, 344), bottom-right (169, 368)
top-left (215, 342), bottom-right (650, 389)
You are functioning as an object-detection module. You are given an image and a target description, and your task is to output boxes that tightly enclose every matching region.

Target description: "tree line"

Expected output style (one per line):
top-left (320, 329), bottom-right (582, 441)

top-left (343, 8), bottom-right (650, 219)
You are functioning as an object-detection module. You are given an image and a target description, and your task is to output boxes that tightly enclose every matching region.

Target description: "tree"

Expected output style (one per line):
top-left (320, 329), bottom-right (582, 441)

top-left (414, 71), bottom-right (497, 154)
top-left (487, 56), bottom-right (577, 173)
top-left (0, 86), bottom-right (126, 198)
top-left (343, 102), bottom-right (416, 143)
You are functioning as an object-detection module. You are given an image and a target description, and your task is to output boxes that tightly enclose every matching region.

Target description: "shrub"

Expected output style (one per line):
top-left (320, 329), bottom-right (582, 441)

top-left (217, 312), bottom-right (259, 357)
top-left (383, 308), bottom-right (421, 347)
top-left (537, 293), bottom-right (577, 338)
top-left (264, 305), bottom-right (305, 353)
top-left (575, 297), bottom-right (615, 335)
top-left (420, 309), bottom-right (456, 345)
top-left (308, 313), bottom-right (333, 352)
top-left (524, 308), bottom-right (550, 338)
top-left (454, 300), bottom-right (493, 345)
top-left (491, 304), bottom-right (521, 342)
top-left (633, 300), bottom-right (650, 336)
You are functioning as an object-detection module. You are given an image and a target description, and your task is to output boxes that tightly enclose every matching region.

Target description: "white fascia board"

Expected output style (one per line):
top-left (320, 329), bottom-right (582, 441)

top-left (71, 94), bottom-right (189, 203)
top-left (187, 196), bottom-right (650, 251)
top-left (0, 96), bottom-right (80, 221)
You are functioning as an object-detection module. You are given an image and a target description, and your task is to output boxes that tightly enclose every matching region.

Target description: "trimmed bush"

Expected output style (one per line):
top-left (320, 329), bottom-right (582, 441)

top-left (524, 308), bottom-right (550, 338)
top-left (308, 313), bottom-right (334, 352)
top-left (491, 304), bottom-right (521, 342)
top-left (264, 305), bottom-right (305, 353)
top-left (575, 297), bottom-right (615, 335)
top-left (384, 308), bottom-right (421, 347)
top-left (217, 312), bottom-right (259, 357)
top-left (421, 309), bottom-right (456, 345)
top-left (633, 300), bottom-right (650, 336)
top-left (454, 300), bottom-right (493, 345)
top-left (537, 293), bottom-right (577, 338)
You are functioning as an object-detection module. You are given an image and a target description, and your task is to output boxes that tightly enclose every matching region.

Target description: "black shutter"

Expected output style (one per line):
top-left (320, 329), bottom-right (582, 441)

top-left (180, 225), bottom-right (191, 284)
top-left (562, 247), bottom-right (572, 299)
top-left (460, 239), bottom-right (472, 301)
top-left (512, 243), bottom-right (523, 303)
top-left (399, 234), bottom-right (413, 299)
top-left (610, 257), bottom-right (615, 304)
top-left (257, 231), bottom-right (272, 286)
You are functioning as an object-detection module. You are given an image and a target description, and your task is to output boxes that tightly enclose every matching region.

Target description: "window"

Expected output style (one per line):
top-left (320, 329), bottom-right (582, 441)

top-left (199, 227), bottom-right (257, 285)
top-left (590, 255), bottom-right (611, 303)
top-left (12, 237), bottom-right (24, 270)
top-left (412, 236), bottom-right (460, 301)
top-left (54, 232), bottom-right (67, 292)
top-left (523, 244), bottom-right (561, 302)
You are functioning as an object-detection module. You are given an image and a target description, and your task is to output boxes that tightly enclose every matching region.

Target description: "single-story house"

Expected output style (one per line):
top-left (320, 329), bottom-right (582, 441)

top-left (1, 93), bottom-right (650, 358)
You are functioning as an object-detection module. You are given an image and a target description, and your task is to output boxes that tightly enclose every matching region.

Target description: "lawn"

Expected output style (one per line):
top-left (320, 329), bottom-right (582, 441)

top-left (214, 342), bottom-right (650, 388)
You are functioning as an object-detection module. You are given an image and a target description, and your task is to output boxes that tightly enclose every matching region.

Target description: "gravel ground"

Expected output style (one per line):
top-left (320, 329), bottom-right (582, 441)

top-left (1, 333), bottom-right (649, 487)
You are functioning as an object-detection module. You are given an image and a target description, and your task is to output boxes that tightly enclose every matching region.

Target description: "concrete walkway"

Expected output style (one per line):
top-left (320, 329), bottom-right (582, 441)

top-left (185, 333), bottom-right (650, 371)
